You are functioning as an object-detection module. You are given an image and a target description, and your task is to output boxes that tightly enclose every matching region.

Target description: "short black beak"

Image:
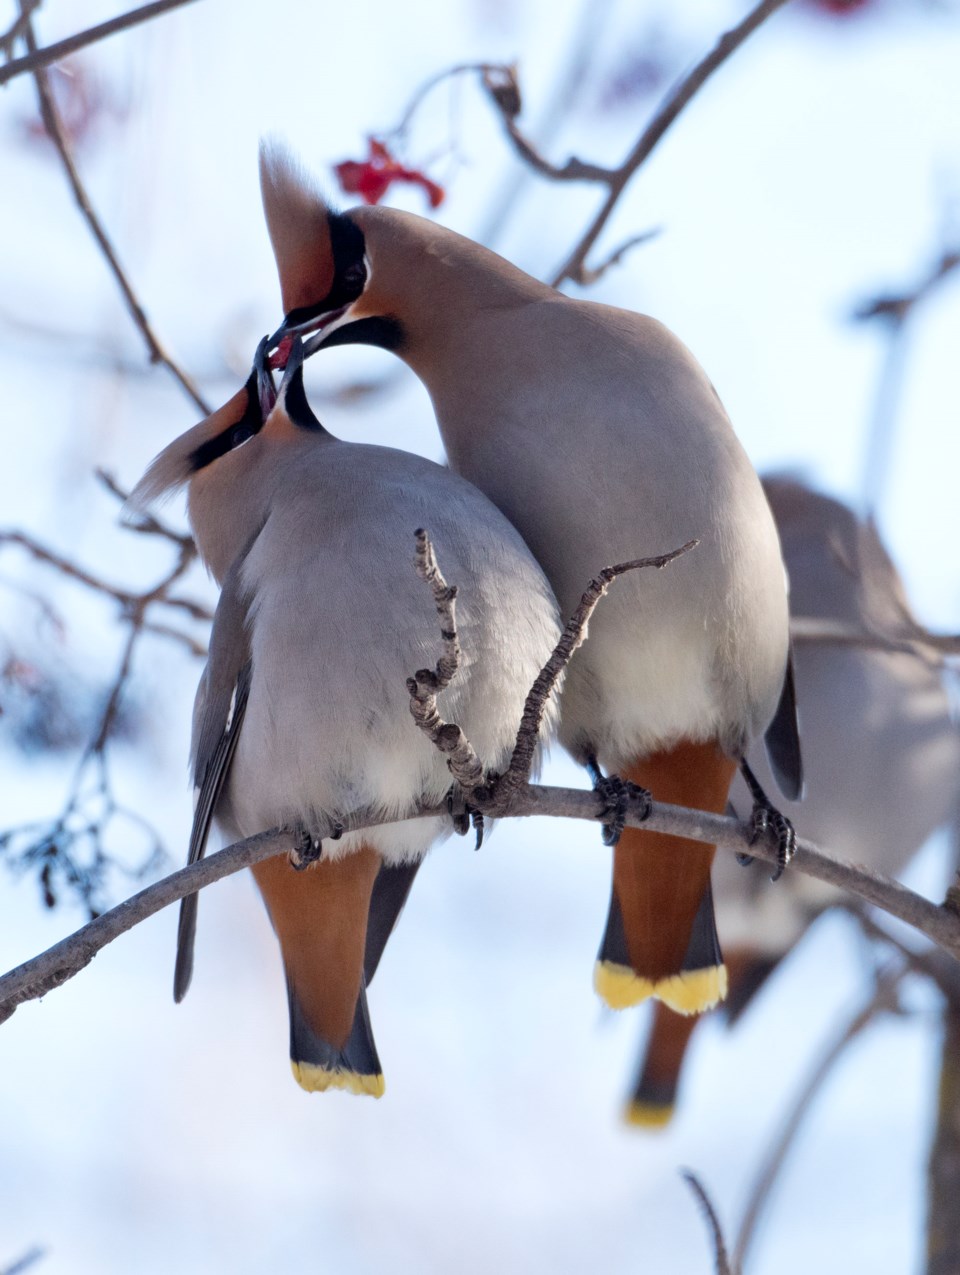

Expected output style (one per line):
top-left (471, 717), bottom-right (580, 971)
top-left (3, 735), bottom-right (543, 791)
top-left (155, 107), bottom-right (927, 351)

top-left (268, 304), bottom-right (350, 362)
top-left (253, 334), bottom-right (277, 418)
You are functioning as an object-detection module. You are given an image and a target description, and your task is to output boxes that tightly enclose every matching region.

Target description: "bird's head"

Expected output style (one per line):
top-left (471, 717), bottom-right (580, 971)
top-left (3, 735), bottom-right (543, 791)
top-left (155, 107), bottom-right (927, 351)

top-left (260, 139), bottom-right (406, 366)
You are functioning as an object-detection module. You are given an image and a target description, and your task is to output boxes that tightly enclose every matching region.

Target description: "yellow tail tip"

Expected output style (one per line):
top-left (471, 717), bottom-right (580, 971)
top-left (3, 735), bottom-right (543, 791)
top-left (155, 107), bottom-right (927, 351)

top-left (594, 961), bottom-right (657, 1009)
top-left (594, 961), bottom-right (728, 1014)
top-left (624, 1100), bottom-right (675, 1130)
top-left (291, 1061), bottom-right (385, 1098)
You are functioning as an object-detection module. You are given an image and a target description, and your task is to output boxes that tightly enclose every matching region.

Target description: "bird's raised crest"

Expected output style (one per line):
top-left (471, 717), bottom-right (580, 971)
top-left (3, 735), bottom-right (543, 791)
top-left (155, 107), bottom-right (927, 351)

top-left (259, 137), bottom-right (337, 316)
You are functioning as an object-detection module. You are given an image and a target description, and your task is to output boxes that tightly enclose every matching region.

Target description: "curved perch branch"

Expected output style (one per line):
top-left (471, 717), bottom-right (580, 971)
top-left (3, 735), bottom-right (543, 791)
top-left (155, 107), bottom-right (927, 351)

top-left (3, 790), bottom-right (960, 1025)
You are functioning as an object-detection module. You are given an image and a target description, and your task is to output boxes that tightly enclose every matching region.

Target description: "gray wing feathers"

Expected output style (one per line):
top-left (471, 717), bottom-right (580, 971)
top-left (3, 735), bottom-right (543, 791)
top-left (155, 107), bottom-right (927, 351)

top-left (174, 561), bottom-right (253, 1003)
top-left (763, 651), bottom-right (804, 801)
top-left (364, 860), bottom-right (422, 984)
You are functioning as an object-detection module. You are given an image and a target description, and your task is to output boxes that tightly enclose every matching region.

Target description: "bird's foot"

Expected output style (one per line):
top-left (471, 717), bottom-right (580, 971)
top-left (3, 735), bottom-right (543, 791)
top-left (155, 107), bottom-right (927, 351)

top-left (289, 821), bottom-right (343, 871)
top-left (586, 755), bottom-right (652, 847)
top-left (446, 787), bottom-right (470, 838)
top-left (739, 759), bottom-right (796, 881)
top-left (446, 786), bottom-right (486, 850)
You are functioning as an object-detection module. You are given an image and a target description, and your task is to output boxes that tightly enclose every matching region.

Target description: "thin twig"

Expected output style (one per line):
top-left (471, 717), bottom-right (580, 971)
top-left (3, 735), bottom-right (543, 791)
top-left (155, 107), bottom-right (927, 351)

top-left (407, 529), bottom-right (486, 791)
top-left (96, 469), bottom-right (195, 551)
top-left (925, 803), bottom-right (960, 1275)
top-left (479, 65), bottom-right (617, 183)
top-left (732, 965), bottom-right (906, 1272)
top-left (0, 1248), bottom-right (46, 1275)
top-left (927, 994), bottom-right (960, 1275)
top-left (573, 229), bottom-right (662, 286)
top-left (843, 902), bottom-right (960, 1007)
top-left (0, 528), bottom-right (210, 622)
top-left (18, 7), bottom-right (209, 414)
top-left (551, 0), bottom-right (793, 287)
top-left (0, 0), bottom-right (201, 87)
top-left (0, 0), bottom-right (41, 59)
top-left (681, 1171), bottom-right (734, 1275)
top-left (0, 520), bottom-right (206, 912)
top-left (790, 616), bottom-right (960, 661)
top-left (498, 540), bottom-right (698, 796)
top-left (141, 620), bottom-right (207, 658)
top-left (855, 246), bottom-right (960, 515)
top-left (388, 61), bottom-right (510, 141)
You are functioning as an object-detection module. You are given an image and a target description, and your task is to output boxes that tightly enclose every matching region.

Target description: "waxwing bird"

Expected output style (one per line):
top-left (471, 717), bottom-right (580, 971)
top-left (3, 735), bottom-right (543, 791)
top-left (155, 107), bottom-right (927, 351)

top-left (628, 477), bottom-right (960, 1126)
top-left (130, 336), bottom-right (561, 1096)
top-left (259, 140), bottom-right (802, 1023)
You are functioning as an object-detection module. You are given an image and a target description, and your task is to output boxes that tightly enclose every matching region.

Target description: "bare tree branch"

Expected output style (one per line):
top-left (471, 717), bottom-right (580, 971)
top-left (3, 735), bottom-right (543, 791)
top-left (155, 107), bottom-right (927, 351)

top-left (790, 615), bottom-right (960, 662)
top-left (844, 903), bottom-right (960, 1007)
top-left (17, 7), bottom-right (210, 415)
top-left (387, 1), bottom-right (790, 287)
top-left (550, 0), bottom-right (793, 288)
top-left (387, 61), bottom-right (517, 143)
top-left (855, 244), bottom-right (960, 514)
top-left (0, 1248), bottom-right (46, 1275)
top-left (0, 0), bottom-right (40, 60)
top-left (96, 469), bottom-right (195, 552)
top-left (495, 539), bottom-right (698, 798)
top-left (0, 0), bottom-right (201, 87)
top-left (0, 515), bottom-right (208, 913)
top-left (572, 229), bottom-right (662, 286)
top-left (732, 965), bottom-right (907, 1272)
top-left (407, 529), bottom-right (486, 791)
top-left (0, 527), bottom-right (210, 623)
top-left (7, 525), bottom-right (960, 1019)
top-left (478, 65), bottom-right (618, 184)
top-left (855, 248), bottom-right (960, 327)
top-left (3, 790), bottom-right (959, 1026)
top-left (926, 983), bottom-right (960, 1275)
top-left (681, 1170), bottom-right (734, 1275)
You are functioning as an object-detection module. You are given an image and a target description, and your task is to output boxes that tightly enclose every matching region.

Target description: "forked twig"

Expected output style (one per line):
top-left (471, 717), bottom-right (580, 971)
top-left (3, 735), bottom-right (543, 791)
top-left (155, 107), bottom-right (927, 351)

top-left (498, 540), bottom-right (699, 797)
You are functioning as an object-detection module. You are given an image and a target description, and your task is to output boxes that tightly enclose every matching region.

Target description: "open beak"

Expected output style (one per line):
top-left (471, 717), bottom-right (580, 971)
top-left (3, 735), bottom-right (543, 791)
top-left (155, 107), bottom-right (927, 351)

top-left (267, 305), bottom-right (352, 368)
top-left (253, 334), bottom-right (278, 417)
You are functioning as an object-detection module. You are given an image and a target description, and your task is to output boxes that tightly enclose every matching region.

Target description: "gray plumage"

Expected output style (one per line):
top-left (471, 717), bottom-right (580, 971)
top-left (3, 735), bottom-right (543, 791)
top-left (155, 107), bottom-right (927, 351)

top-left (259, 143), bottom-right (799, 1016)
top-left (130, 342), bottom-right (561, 1085)
top-left (344, 206), bottom-right (792, 774)
top-left (722, 476), bottom-right (960, 953)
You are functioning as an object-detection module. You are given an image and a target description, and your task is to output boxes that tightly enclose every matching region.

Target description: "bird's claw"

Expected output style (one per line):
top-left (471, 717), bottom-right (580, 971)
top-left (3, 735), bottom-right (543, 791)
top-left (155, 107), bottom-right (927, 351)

top-left (447, 788), bottom-right (470, 837)
top-left (748, 801), bottom-right (796, 882)
top-left (446, 786), bottom-right (485, 850)
top-left (592, 771), bottom-right (652, 847)
top-left (738, 757), bottom-right (796, 881)
top-left (289, 820), bottom-right (343, 870)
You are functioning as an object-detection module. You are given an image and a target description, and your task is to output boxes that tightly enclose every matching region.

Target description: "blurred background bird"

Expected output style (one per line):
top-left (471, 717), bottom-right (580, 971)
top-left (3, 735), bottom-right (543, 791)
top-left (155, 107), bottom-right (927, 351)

top-left (627, 475), bottom-right (960, 1128)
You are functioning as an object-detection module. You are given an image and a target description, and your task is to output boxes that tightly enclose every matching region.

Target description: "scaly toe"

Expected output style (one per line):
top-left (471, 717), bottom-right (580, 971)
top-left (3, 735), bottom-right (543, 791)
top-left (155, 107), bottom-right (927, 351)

top-left (290, 824), bottom-right (322, 870)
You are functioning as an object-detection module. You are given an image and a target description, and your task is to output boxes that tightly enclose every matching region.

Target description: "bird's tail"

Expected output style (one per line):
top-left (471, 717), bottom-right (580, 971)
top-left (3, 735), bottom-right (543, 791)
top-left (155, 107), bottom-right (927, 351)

top-left (625, 947), bottom-right (783, 1128)
top-left (625, 999), bottom-right (700, 1128)
top-left (252, 844), bottom-right (385, 1097)
top-left (287, 979), bottom-right (383, 1096)
top-left (595, 739), bottom-right (736, 1015)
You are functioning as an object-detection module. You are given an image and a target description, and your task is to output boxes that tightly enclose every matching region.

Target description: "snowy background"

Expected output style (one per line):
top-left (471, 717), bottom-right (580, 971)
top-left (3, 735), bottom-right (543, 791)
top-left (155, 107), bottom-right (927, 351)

top-left (2, 0), bottom-right (960, 1271)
